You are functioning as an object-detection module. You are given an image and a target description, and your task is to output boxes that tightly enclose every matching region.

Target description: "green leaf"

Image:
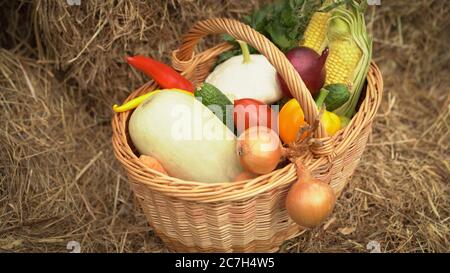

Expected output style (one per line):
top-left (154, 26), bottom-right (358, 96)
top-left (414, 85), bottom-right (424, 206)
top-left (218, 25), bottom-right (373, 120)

top-left (266, 22), bottom-right (292, 50)
top-left (215, 50), bottom-right (239, 66)
top-left (320, 0), bottom-right (349, 12)
top-left (216, 0), bottom-right (340, 65)
top-left (222, 34), bottom-right (235, 43)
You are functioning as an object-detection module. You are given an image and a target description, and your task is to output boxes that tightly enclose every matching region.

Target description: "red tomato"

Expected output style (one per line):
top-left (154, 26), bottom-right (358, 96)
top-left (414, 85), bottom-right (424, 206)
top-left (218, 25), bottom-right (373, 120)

top-left (233, 98), bottom-right (277, 134)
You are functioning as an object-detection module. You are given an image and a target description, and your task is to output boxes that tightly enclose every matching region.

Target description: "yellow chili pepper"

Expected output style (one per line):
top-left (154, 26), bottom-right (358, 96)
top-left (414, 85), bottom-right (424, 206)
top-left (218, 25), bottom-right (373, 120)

top-left (112, 88), bottom-right (193, 113)
top-left (315, 88), bottom-right (341, 136)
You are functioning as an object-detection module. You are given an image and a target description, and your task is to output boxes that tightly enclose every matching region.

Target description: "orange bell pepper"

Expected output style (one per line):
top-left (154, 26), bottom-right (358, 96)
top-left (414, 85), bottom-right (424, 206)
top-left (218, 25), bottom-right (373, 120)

top-left (278, 98), bottom-right (309, 144)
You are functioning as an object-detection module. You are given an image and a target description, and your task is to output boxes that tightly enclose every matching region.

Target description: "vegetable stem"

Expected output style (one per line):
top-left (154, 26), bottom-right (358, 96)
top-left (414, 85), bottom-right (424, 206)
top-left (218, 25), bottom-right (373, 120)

top-left (237, 40), bottom-right (251, 64)
top-left (315, 88), bottom-right (330, 108)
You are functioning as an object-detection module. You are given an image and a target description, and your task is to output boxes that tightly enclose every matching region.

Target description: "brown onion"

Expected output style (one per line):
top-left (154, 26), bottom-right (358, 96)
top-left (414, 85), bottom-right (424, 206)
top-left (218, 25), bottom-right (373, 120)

top-left (285, 162), bottom-right (336, 228)
top-left (236, 126), bottom-right (282, 175)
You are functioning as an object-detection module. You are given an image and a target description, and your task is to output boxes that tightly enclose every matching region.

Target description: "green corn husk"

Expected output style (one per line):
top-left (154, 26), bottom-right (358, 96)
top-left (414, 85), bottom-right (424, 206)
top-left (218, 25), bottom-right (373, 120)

top-left (331, 1), bottom-right (373, 118)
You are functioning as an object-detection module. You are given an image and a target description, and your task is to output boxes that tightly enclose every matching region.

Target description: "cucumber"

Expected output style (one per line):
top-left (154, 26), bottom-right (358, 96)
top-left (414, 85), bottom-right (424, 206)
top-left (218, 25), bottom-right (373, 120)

top-left (195, 83), bottom-right (234, 130)
top-left (323, 84), bottom-right (351, 112)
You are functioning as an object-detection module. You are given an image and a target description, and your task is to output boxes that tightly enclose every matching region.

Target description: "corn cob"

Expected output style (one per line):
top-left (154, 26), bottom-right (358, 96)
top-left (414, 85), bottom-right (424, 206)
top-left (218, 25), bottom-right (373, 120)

top-left (325, 2), bottom-right (372, 118)
top-left (325, 38), bottom-right (362, 85)
top-left (301, 1), bottom-right (372, 118)
top-left (301, 11), bottom-right (331, 54)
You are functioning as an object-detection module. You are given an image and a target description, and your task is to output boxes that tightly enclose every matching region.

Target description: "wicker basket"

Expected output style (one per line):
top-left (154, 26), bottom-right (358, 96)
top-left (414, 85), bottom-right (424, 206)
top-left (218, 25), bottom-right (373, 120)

top-left (112, 18), bottom-right (383, 252)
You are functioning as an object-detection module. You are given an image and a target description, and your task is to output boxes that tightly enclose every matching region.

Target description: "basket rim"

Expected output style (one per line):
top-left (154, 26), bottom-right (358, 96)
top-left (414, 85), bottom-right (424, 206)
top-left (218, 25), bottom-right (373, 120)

top-left (111, 60), bottom-right (383, 202)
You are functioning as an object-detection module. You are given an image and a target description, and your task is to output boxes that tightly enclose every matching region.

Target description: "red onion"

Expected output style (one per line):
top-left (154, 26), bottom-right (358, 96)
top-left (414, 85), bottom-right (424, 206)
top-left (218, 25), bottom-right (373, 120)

top-left (278, 47), bottom-right (329, 98)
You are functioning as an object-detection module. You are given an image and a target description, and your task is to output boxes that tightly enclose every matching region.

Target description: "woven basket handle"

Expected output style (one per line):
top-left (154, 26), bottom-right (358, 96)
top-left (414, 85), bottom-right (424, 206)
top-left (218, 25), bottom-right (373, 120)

top-left (176, 18), bottom-right (327, 138)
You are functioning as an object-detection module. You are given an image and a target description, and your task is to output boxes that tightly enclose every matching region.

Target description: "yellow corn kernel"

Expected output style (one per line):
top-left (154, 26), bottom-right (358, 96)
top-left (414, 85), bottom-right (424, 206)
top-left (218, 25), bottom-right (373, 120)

top-left (325, 39), bottom-right (362, 86)
top-left (301, 12), bottom-right (331, 54)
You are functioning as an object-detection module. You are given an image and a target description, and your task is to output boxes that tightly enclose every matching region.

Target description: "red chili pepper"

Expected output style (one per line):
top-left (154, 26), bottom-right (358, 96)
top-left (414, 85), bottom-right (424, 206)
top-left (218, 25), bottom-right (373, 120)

top-left (126, 55), bottom-right (194, 93)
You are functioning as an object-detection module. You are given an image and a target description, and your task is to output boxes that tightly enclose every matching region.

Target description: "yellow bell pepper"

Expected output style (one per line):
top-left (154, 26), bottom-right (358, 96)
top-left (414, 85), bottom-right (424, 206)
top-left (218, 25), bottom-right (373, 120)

top-left (315, 88), bottom-right (341, 136)
top-left (321, 110), bottom-right (341, 136)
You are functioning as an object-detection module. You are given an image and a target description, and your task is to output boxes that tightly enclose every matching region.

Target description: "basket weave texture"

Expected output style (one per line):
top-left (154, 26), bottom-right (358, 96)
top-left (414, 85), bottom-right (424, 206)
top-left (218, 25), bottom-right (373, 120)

top-left (112, 18), bottom-right (383, 252)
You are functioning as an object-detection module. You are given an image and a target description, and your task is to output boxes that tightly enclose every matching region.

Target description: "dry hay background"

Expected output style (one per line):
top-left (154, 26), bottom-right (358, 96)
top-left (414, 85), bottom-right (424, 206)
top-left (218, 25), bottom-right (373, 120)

top-left (0, 0), bottom-right (448, 252)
